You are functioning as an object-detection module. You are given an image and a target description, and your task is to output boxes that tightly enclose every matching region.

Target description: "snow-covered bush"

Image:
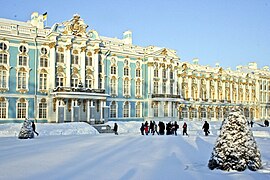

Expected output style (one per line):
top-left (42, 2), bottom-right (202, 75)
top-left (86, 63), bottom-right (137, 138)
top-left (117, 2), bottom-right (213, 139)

top-left (18, 120), bottom-right (34, 139)
top-left (208, 107), bottom-right (262, 171)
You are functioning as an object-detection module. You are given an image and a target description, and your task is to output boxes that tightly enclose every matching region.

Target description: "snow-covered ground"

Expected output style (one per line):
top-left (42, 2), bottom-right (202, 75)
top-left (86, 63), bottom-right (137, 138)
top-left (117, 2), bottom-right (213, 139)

top-left (0, 121), bottom-right (269, 180)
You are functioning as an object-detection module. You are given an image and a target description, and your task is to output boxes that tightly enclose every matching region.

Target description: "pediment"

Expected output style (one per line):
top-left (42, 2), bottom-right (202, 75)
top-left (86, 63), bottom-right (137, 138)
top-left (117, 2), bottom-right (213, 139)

top-left (148, 48), bottom-right (179, 59)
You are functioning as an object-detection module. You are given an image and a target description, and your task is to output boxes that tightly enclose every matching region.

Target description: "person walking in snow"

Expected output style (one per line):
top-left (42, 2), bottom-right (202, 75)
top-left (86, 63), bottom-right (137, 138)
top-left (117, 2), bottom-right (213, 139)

top-left (202, 121), bottom-right (210, 136)
top-left (152, 121), bottom-right (159, 135)
top-left (250, 120), bottom-right (254, 128)
top-left (140, 123), bottom-right (145, 135)
top-left (32, 121), bottom-right (39, 136)
top-left (182, 122), bottom-right (188, 136)
top-left (173, 121), bottom-right (179, 136)
top-left (144, 121), bottom-right (149, 135)
top-left (113, 123), bottom-right (118, 135)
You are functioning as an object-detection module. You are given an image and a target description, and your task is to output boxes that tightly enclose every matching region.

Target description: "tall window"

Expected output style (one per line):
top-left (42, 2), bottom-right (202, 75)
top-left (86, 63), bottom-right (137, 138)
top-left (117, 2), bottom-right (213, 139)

top-left (154, 68), bottom-right (158, 77)
top-left (111, 66), bottom-right (116, 75)
top-left (39, 73), bottom-right (47, 90)
top-left (71, 74), bottom-right (79, 87)
top-left (136, 102), bottom-right (141, 117)
top-left (0, 42), bottom-right (8, 64)
top-left (170, 70), bottom-right (174, 79)
top-left (201, 108), bottom-right (206, 118)
top-left (136, 80), bottom-right (141, 96)
top-left (56, 73), bottom-right (64, 87)
top-left (110, 78), bottom-right (117, 95)
top-left (40, 47), bottom-right (48, 67)
top-left (181, 108), bottom-right (188, 118)
top-left (0, 69), bottom-right (7, 88)
top-left (71, 50), bottom-right (79, 65)
top-left (153, 102), bottom-right (158, 117)
top-left (85, 75), bottom-right (93, 89)
top-left (154, 81), bottom-right (159, 94)
top-left (0, 100), bottom-right (7, 118)
top-left (191, 108), bottom-right (197, 119)
top-left (124, 67), bottom-right (129, 76)
top-left (170, 82), bottom-right (173, 94)
top-left (18, 45), bottom-right (27, 66)
top-left (17, 100), bottom-right (27, 119)
top-left (124, 78), bottom-right (129, 95)
top-left (39, 101), bottom-right (47, 118)
top-left (162, 82), bottom-right (166, 94)
top-left (123, 101), bottom-right (129, 117)
top-left (17, 71), bottom-right (27, 89)
top-left (110, 101), bottom-right (117, 118)
top-left (136, 68), bottom-right (141, 77)
top-left (162, 68), bottom-right (167, 79)
top-left (86, 52), bottom-right (92, 66)
top-left (164, 102), bottom-right (168, 117)
top-left (56, 49), bottom-right (64, 63)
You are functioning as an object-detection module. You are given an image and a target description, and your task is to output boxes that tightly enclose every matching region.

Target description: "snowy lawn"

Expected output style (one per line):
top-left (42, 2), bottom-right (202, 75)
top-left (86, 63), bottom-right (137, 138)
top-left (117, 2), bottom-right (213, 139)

top-left (0, 121), bottom-right (269, 180)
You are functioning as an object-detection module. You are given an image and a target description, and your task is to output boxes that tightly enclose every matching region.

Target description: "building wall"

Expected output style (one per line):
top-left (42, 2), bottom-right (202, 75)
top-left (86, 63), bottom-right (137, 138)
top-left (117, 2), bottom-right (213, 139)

top-left (0, 13), bottom-right (269, 123)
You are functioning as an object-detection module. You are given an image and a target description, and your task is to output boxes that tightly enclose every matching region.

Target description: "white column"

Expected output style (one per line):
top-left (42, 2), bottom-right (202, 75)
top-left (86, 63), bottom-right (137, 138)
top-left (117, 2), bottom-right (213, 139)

top-left (80, 49), bottom-right (86, 87)
top-left (49, 43), bottom-right (56, 89)
top-left (207, 80), bottom-right (211, 100)
top-left (65, 46), bottom-right (71, 87)
top-left (188, 77), bottom-right (192, 99)
top-left (71, 99), bottom-right (74, 122)
top-left (87, 100), bottom-right (90, 122)
top-left (93, 51), bottom-right (99, 89)
top-left (55, 99), bottom-right (59, 123)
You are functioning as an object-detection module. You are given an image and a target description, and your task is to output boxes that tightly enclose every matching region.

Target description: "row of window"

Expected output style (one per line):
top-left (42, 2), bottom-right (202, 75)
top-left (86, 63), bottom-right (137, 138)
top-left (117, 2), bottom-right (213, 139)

top-left (109, 101), bottom-right (142, 118)
top-left (0, 100), bottom-right (47, 119)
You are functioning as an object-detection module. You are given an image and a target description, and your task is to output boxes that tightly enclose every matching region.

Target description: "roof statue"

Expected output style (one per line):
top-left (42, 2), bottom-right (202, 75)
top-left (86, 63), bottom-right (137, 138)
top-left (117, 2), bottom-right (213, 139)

top-left (62, 14), bottom-right (88, 37)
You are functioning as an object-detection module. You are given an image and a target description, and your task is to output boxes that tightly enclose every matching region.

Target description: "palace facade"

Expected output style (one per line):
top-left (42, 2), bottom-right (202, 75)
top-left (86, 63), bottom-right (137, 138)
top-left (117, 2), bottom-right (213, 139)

top-left (0, 13), bottom-right (269, 123)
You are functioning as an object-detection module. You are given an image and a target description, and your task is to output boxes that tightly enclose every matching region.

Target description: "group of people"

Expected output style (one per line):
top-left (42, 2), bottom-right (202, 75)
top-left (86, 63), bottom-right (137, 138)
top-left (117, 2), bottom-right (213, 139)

top-left (139, 120), bottom-right (210, 136)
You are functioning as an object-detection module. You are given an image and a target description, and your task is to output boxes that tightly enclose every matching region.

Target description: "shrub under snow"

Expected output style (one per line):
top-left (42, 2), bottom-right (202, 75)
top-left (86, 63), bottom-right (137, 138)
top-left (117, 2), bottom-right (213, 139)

top-left (208, 108), bottom-right (262, 171)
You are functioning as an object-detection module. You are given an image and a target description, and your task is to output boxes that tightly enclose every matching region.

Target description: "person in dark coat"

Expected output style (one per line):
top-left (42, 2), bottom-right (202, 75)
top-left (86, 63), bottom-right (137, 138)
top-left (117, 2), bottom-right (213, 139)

top-left (158, 121), bottom-right (165, 135)
top-left (149, 121), bottom-right (154, 134)
top-left (264, 120), bottom-right (269, 127)
top-left (144, 121), bottom-right (149, 135)
top-left (152, 121), bottom-right (159, 135)
top-left (113, 123), bottom-right (118, 135)
top-left (140, 123), bottom-right (145, 135)
top-left (32, 121), bottom-right (39, 136)
top-left (250, 120), bottom-right (254, 127)
top-left (182, 122), bottom-right (188, 136)
top-left (202, 121), bottom-right (210, 136)
top-left (173, 121), bottom-right (179, 136)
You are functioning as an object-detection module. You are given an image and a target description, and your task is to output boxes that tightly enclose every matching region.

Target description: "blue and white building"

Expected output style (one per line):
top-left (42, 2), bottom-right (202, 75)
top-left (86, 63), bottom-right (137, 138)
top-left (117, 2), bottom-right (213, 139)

top-left (0, 12), bottom-right (269, 123)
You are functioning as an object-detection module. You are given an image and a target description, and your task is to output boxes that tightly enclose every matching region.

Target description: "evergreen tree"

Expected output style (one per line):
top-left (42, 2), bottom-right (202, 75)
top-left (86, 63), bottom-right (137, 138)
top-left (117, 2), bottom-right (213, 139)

top-left (18, 119), bottom-right (34, 139)
top-left (208, 108), bottom-right (262, 171)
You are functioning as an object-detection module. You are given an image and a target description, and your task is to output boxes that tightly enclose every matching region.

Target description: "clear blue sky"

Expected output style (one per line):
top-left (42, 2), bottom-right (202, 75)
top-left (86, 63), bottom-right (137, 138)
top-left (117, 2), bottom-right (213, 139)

top-left (1, 0), bottom-right (269, 69)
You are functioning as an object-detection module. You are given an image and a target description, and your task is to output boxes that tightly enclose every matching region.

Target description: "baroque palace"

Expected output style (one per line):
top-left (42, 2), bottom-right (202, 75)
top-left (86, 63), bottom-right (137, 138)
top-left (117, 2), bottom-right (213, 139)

top-left (0, 12), bottom-right (269, 123)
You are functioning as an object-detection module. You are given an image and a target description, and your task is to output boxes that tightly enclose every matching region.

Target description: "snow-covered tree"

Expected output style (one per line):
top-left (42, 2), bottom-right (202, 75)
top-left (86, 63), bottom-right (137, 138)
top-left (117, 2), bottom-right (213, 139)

top-left (208, 107), bottom-right (262, 171)
top-left (18, 120), bottom-right (34, 139)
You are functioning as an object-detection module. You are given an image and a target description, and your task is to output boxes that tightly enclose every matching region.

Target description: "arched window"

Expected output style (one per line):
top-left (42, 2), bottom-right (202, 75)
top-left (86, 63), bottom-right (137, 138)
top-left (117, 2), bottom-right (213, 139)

top-left (71, 74), bottom-right (79, 87)
top-left (85, 75), bottom-right (93, 89)
top-left (38, 99), bottom-right (47, 118)
top-left (123, 78), bottom-right (129, 95)
top-left (17, 98), bottom-right (27, 119)
top-left (123, 101), bottom-right (129, 117)
top-left (110, 77), bottom-right (117, 95)
top-left (135, 102), bottom-right (141, 117)
top-left (18, 45), bottom-right (28, 66)
top-left (0, 42), bottom-right (8, 64)
top-left (40, 47), bottom-right (48, 67)
top-left (154, 81), bottom-right (159, 94)
top-left (56, 47), bottom-right (64, 63)
top-left (201, 107), bottom-right (206, 118)
top-left (71, 50), bottom-right (79, 65)
top-left (56, 73), bottom-right (65, 87)
top-left (162, 68), bottom-right (167, 79)
top-left (110, 101), bottom-right (117, 118)
top-left (17, 70), bottom-right (27, 89)
top-left (153, 102), bottom-right (158, 117)
top-left (0, 97), bottom-right (7, 118)
top-left (0, 68), bottom-right (7, 88)
top-left (39, 72), bottom-right (48, 90)
top-left (136, 79), bottom-right (141, 96)
top-left (86, 52), bottom-right (92, 66)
